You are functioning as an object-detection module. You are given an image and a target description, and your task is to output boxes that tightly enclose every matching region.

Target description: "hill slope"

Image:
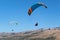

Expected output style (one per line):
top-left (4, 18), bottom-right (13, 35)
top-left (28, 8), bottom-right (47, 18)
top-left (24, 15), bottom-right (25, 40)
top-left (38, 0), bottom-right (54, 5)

top-left (0, 28), bottom-right (60, 40)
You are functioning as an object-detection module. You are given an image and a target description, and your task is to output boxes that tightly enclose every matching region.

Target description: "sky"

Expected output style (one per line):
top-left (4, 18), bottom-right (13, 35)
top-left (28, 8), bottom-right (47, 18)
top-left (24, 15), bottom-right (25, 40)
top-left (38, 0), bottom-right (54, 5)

top-left (0, 0), bottom-right (60, 32)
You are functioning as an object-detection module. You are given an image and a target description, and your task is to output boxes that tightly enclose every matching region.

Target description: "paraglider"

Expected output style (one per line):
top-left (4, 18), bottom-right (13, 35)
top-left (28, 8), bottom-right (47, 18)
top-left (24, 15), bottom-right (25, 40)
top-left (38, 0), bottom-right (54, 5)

top-left (9, 20), bottom-right (19, 32)
top-left (28, 2), bottom-right (47, 26)
top-left (12, 29), bottom-right (14, 32)
top-left (28, 2), bottom-right (47, 16)
top-left (35, 22), bottom-right (38, 26)
top-left (11, 29), bottom-right (15, 35)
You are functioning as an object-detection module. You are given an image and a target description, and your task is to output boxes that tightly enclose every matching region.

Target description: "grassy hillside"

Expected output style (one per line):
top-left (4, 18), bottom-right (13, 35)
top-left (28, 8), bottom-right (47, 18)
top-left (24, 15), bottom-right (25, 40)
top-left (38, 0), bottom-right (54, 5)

top-left (0, 28), bottom-right (60, 40)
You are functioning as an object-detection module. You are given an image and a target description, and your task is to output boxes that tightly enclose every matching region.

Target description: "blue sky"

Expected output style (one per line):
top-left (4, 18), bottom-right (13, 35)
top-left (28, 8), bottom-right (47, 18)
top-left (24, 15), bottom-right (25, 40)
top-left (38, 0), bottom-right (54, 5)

top-left (0, 0), bottom-right (60, 32)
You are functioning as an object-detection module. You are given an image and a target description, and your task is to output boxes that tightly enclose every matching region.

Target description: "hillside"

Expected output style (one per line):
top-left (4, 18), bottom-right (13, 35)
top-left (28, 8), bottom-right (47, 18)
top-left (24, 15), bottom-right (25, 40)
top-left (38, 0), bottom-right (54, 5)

top-left (0, 28), bottom-right (60, 40)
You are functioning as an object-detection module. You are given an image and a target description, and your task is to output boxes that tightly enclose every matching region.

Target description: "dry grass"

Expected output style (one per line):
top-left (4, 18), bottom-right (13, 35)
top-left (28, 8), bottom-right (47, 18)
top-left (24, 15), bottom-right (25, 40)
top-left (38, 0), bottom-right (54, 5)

top-left (0, 28), bottom-right (60, 40)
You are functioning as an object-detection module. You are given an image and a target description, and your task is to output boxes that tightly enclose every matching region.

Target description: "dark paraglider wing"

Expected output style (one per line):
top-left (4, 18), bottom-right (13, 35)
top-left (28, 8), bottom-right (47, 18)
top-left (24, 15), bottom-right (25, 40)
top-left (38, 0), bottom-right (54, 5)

top-left (28, 2), bottom-right (47, 16)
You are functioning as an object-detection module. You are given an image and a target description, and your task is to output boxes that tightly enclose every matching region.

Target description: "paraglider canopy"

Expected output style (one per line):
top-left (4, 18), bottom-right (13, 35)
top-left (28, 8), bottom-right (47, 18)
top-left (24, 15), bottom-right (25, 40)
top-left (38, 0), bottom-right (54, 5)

top-left (9, 20), bottom-right (19, 26)
top-left (28, 2), bottom-right (47, 16)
